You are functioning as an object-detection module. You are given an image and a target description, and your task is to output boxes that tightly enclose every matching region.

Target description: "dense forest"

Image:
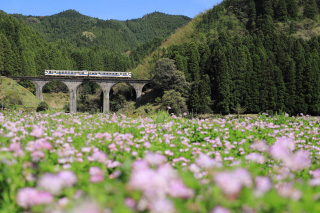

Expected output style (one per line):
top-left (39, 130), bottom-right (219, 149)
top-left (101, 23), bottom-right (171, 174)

top-left (0, 10), bottom-right (190, 77)
top-left (2, 0), bottom-right (320, 115)
top-left (150, 0), bottom-right (320, 115)
top-left (12, 10), bottom-right (190, 52)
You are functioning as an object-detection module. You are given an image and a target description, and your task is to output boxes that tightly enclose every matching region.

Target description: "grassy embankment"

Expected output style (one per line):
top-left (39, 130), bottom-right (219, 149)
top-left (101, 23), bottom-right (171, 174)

top-left (0, 77), bottom-right (40, 110)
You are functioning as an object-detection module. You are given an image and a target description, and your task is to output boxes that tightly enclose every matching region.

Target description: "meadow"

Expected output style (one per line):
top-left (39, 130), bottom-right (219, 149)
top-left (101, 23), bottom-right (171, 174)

top-left (0, 111), bottom-right (320, 212)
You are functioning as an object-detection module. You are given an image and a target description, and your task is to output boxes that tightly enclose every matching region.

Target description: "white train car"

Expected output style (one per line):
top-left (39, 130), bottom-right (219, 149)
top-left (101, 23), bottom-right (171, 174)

top-left (45, 70), bottom-right (89, 77)
top-left (88, 71), bottom-right (132, 78)
top-left (44, 70), bottom-right (132, 78)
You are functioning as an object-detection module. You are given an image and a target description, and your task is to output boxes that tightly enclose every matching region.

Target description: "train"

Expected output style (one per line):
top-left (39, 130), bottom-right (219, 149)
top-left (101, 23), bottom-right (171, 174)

top-left (44, 70), bottom-right (132, 78)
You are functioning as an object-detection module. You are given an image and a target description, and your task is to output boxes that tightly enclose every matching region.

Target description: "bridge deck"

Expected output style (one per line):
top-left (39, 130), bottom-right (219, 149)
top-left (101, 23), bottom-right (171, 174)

top-left (11, 76), bottom-right (151, 83)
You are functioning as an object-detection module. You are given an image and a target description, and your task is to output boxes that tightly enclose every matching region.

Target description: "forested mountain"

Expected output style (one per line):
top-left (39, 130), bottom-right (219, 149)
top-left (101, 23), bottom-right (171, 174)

top-left (0, 10), bottom-right (190, 78)
top-left (144, 0), bottom-right (320, 115)
top-left (0, 11), bottom-right (74, 77)
top-left (12, 10), bottom-right (191, 52)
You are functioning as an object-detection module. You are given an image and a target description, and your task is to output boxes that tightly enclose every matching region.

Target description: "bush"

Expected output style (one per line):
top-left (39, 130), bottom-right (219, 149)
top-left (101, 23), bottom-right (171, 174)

top-left (5, 91), bottom-right (23, 106)
top-left (63, 104), bottom-right (70, 113)
top-left (36, 101), bottom-right (49, 112)
top-left (161, 90), bottom-right (187, 115)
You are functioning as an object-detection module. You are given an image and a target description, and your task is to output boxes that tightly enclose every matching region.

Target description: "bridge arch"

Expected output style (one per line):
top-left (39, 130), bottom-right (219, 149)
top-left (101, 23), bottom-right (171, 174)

top-left (109, 82), bottom-right (137, 112)
top-left (42, 81), bottom-right (69, 109)
top-left (12, 77), bottom-right (151, 113)
top-left (76, 81), bottom-right (103, 113)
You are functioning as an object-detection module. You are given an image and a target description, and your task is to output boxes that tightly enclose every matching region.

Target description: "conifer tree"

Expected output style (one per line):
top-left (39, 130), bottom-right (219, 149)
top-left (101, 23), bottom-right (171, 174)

top-left (248, 0), bottom-right (257, 30)
top-left (304, 0), bottom-right (318, 20)
top-left (286, 0), bottom-right (298, 19)
top-left (0, 34), bottom-right (16, 76)
top-left (213, 49), bottom-right (232, 114)
top-left (187, 42), bottom-right (201, 82)
top-left (257, 15), bottom-right (274, 35)
top-left (276, 0), bottom-right (288, 21)
top-left (188, 81), bottom-right (201, 113)
top-left (317, 0), bottom-right (320, 10)
top-left (174, 53), bottom-right (188, 78)
top-left (274, 65), bottom-right (286, 111)
top-left (280, 56), bottom-right (296, 113)
top-left (293, 41), bottom-right (307, 113)
top-left (263, 0), bottom-right (274, 16)
top-left (198, 75), bottom-right (212, 113)
top-left (304, 52), bottom-right (320, 114)
top-left (0, 34), bottom-right (5, 76)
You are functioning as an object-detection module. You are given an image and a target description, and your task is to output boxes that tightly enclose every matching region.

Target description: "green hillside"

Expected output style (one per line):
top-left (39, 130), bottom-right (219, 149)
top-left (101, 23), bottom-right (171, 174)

top-left (0, 11), bottom-right (74, 77)
top-left (0, 77), bottom-right (40, 108)
top-left (0, 10), bottom-right (190, 79)
top-left (138, 0), bottom-right (320, 115)
top-left (12, 10), bottom-right (191, 52)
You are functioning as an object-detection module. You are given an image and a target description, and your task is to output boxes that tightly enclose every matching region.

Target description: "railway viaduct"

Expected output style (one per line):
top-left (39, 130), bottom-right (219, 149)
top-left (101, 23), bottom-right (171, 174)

top-left (11, 76), bottom-right (151, 113)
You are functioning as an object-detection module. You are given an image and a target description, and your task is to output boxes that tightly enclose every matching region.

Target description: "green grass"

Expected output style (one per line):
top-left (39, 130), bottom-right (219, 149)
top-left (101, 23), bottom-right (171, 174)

top-left (0, 77), bottom-right (40, 109)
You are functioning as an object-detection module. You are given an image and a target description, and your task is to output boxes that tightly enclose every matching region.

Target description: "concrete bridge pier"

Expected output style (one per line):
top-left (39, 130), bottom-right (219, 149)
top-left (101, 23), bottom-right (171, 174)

top-left (131, 83), bottom-right (147, 100)
top-left (32, 81), bottom-right (48, 101)
top-left (97, 82), bottom-right (115, 113)
top-left (64, 82), bottom-right (82, 113)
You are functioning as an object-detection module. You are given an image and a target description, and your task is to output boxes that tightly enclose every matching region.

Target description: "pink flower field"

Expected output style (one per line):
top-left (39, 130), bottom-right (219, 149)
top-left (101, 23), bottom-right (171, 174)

top-left (0, 111), bottom-right (320, 212)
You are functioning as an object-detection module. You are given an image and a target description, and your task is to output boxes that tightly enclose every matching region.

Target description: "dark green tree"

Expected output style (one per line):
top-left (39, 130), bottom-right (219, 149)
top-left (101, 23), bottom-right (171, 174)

top-left (152, 58), bottom-right (190, 97)
top-left (161, 90), bottom-right (188, 115)
top-left (248, 0), bottom-right (257, 30)
top-left (304, 0), bottom-right (318, 19)
top-left (286, 0), bottom-right (298, 19)
top-left (276, 0), bottom-right (288, 21)
top-left (213, 49), bottom-right (232, 114)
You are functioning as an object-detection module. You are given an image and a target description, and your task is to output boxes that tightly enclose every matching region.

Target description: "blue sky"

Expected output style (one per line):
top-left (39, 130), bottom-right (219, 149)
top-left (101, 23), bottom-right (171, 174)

top-left (1, 0), bottom-right (222, 20)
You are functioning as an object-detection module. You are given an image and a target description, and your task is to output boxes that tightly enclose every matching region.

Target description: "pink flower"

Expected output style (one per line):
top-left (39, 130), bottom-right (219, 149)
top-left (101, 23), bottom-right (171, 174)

top-left (276, 182), bottom-right (302, 200)
top-left (129, 168), bottom-right (156, 191)
top-left (283, 150), bottom-right (311, 171)
top-left (57, 171), bottom-right (77, 187)
top-left (57, 197), bottom-right (69, 208)
top-left (107, 161), bottom-right (122, 168)
top-left (31, 150), bottom-right (45, 162)
top-left (17, 187), bottom-right (53, 208)
top-left (195, 153), bottom-right (222, 169)
top-left (95, 132), bottom-right (112, 140)
top-left (245, 153), bottom-right (265, 164)
top-left (254, 176), bottom-right (272, 196)
top-left (211, 206), bottom-right (231, 213)
top-left (81, 147), bottom-right (91, 153)
top-left (164, 150), bottom-right (174, 156)
top-left (309, 178), bottom-right (320, 186)
top-left (9, 143), bottom-right (21, 152)
top-left (89, 167), bottom-right (104, 183)
top-left (144, 152), bottom-right (167, 166)
top-left (313, 169), bottom-right (320, 178)
top-left (91, 151), bottom-right (108, 164)
top-left (250, 140), bottom-right (269, 152)
top-left (150, 198), bottom-right (175, 213)
top-left (125, 198), bottom-right (136, 209)
top-left (36, 138), bottom-right (52, 150)
top-left (214, 168), bottom-right (251, 197)
top-left (168, 179), bottom-right (194, 198)
top-left (108, 143), bottom-right (117, 151)
top-left (270, 137), bottom-right (295, 161)
top-left (30, 125), bottom-right (44, 138)
top-left (69, 201), bottom-right (102, 213)
top-left (38, 173), bottom-right (64, 195)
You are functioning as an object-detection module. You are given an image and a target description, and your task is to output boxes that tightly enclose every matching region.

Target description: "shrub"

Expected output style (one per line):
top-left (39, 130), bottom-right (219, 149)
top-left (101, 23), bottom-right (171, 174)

top-left (161, 90), bottom-right (187, 115)
top-left (5, 91), bottom-right (23, 106)
top-left (36, 101), bottom-right (49, 112)
top-left (63, 104), bottom-right (70, 113)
